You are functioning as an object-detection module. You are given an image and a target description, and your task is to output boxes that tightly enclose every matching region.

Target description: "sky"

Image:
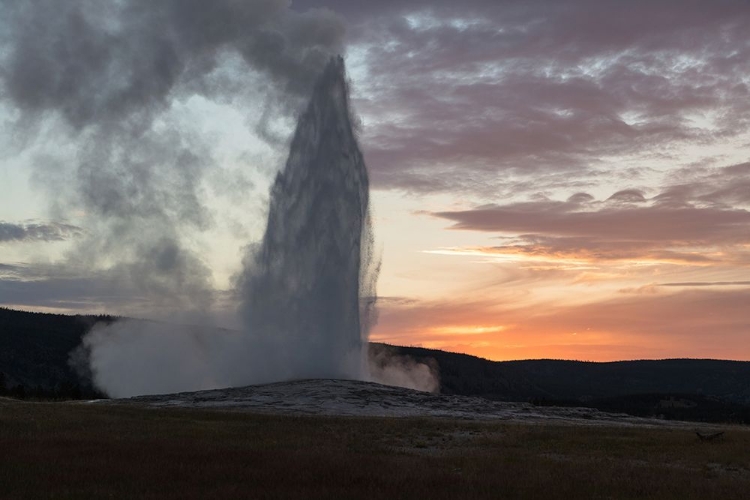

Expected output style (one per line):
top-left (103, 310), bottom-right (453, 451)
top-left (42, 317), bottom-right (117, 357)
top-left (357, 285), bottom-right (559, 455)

top-left (1, 0), bottom-right (749, 362)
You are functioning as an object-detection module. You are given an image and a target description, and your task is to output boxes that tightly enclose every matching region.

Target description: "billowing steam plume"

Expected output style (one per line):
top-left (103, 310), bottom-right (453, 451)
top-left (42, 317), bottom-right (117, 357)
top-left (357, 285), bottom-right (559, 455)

top-left (0, 0), bottom-right (346, 310)
top-left (1, 1), bottom-right (438, 396)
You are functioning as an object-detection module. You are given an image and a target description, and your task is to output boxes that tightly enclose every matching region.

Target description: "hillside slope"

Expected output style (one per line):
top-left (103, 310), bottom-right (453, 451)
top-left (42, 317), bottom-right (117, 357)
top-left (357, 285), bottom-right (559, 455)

top-left (0, 308), bottom-right (111, 397)
top-left (382, 344), bottom-right (750, 406)
top-left (1, 308), bottom-right (749, 422)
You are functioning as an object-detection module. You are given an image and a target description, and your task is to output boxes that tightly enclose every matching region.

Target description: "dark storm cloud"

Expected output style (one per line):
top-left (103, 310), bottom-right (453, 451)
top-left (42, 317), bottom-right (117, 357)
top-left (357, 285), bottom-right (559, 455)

top-left (0, 0), bottom-right (346, 311)
top-left (310, 0), bottom-right (750, 193)
top-left (0, 221), bottom-right (81, 243)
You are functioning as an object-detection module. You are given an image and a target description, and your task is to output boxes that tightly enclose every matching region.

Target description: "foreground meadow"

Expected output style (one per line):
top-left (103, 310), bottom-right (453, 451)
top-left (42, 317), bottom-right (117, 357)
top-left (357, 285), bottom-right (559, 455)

top-left (1, 398), bottom-right (749, 499)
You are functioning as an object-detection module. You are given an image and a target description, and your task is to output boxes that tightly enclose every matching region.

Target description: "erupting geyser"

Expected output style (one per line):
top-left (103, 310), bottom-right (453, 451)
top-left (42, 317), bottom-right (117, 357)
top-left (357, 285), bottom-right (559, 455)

top-left (237, 56), bottom-right (376, 381)
top-left (75, 57), bottom-right (436, 398)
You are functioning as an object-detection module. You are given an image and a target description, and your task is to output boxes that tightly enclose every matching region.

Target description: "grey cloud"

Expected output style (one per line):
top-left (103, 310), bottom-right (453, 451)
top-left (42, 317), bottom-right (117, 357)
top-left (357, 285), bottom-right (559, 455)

top-left (657, 163), bottom-right (750, 208)
top-left (0, 261), bottom-right (239, 321)
top-left (0, 221), bottom-right (82, 243)
top-left (435, 202), bottom-right (750, 243)
top-left (607, 189), bottom-right (647, 204)
top-left (0, 263), bottom-right (27, 275)
top-left (0, 261), bottom-right (127, 310)
top-left (0, 276), bottom-right (121, 310)
top-left (567, 192), bottom-right (595, 204)
top-left (430, 164), bottom-right (750, 264)
top-left (2, 0), bottom-right (345, 129)
top-left (695, 163), bottom-right (750, 207)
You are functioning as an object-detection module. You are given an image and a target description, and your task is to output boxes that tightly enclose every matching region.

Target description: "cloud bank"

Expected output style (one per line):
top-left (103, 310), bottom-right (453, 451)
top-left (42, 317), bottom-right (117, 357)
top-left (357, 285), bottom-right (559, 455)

top-left (431, 162), bottom-right (750, 266)
top-left (315, 0), bottom-right (750, 193)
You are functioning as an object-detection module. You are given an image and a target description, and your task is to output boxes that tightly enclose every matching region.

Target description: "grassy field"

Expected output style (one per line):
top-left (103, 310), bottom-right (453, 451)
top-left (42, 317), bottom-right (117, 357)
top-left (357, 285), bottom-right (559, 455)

top-left (1, 398), bottom-right (749, 499)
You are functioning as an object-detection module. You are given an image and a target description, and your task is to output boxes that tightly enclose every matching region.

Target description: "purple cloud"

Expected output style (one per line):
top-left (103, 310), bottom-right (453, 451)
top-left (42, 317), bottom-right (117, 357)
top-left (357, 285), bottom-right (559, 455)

top-left (315, 0), bottom-right (750, 193)
top-left (430, 162), bottom-right (750, 264)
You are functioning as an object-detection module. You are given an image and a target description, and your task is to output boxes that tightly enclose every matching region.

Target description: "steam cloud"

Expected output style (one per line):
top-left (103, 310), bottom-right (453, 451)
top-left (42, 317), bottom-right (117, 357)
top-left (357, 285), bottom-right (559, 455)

top-left (1, 0), bottom-right (345, 309)
top-left (369, 344), bottom-right (440, 393)
top-left (2, 1), bottom-right (438, 397)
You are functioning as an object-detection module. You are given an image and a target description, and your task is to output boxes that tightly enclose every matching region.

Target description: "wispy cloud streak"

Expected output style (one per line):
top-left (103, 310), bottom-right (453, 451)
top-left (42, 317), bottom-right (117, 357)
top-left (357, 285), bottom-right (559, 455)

top-left (0, 221), bottom-right (81, 243)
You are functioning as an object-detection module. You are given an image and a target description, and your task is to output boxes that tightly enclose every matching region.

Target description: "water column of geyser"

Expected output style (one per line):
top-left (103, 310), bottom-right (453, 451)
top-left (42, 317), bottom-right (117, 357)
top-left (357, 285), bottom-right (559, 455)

top-left (75, 56), bottom-right (438, 397)
top-left (237, 56), bottom-right (376, 382)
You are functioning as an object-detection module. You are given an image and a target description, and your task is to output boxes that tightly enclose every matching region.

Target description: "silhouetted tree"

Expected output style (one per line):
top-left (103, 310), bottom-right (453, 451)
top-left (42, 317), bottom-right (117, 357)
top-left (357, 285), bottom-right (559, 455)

top-left (12, 384), bottom-right (25, 399)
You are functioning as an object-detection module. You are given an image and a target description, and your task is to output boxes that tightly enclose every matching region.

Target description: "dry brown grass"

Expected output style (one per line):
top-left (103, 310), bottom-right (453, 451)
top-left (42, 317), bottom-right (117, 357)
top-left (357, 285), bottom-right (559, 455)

top-left (1, 398), bottom-right (749, 499)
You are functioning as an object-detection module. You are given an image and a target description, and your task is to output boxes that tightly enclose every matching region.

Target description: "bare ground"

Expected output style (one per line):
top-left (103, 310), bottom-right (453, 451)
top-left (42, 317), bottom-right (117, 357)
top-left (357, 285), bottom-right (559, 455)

top-left (106, 378), bottom-right (708, 429)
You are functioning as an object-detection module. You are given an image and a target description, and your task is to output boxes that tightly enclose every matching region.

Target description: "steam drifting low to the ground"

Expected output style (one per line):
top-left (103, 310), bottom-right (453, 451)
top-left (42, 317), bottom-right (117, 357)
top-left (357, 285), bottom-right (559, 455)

top-left (2, 1), bottom-right (437, 397)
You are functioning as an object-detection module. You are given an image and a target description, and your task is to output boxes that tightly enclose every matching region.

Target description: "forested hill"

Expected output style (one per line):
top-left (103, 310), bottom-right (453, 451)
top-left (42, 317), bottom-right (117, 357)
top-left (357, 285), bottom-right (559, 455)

top-left (0, 307), bottom-right (114, 398)
top-left (380, 344), bottom-right (750, 406)
top-left (2, 308), bottom-right (750, 423)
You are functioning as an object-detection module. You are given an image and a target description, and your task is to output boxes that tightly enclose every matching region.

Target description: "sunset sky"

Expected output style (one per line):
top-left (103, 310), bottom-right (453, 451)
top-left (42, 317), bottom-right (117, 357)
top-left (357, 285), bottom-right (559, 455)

top-left (1, 0), bottom-right (749, 361)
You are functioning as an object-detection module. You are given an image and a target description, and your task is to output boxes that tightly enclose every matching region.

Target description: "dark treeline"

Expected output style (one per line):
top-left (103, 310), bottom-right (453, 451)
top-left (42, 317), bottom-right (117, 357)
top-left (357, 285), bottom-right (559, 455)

top-left (0, 307), bottom-right (114, 400)
top-left (378, 344), bottom-right (750, 425)
top-left (0, 371), bottom-right (104, 400)
top-left (382, 344), bottom-right (750, 406)
top-left (2, 308), bottom-right (750, 423)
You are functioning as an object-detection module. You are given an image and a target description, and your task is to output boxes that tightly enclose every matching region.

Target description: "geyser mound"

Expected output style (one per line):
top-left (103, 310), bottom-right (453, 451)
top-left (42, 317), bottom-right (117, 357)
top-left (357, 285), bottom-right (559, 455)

top-left (236, 56), bottom-right (374, 381)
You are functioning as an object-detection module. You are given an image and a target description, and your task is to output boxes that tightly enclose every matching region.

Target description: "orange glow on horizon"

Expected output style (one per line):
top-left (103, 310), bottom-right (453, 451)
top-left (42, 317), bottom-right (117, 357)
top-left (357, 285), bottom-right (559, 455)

top-left (426, 324), bottom-right (508, 336)
top-left (374, 330), bottom-right (750, 363)
top-left (371, 285), bottom-right (750, 362)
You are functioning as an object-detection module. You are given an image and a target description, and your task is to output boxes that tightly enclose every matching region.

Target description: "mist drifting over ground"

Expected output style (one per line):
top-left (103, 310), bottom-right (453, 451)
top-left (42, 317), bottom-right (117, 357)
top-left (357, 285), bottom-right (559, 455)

top-left (1, 1), bottom-right (437, 396)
